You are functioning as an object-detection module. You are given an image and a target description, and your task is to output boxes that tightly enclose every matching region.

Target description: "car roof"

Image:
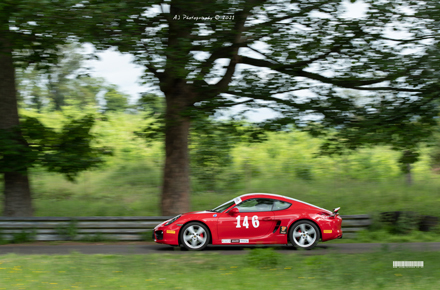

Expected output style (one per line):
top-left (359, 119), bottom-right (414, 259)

top-left (238, 193), bottom-right (329, 212)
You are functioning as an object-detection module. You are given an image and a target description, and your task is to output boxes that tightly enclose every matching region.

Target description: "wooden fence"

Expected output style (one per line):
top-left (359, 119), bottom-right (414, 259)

top-left (0, 215), bottom-right (370, 241)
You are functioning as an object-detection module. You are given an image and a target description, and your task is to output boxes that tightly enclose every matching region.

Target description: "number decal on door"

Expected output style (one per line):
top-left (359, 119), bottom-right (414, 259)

top-left (236, 215), bottom-right (259, 228)
top-left (235, 215), bottom-right (241, 228)
top-left (252, 215), bottom-right (259, 228)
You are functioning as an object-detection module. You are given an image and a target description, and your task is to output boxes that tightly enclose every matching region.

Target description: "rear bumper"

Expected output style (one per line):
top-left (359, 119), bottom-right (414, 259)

top-left (321, 215), bottom-right (343, 241)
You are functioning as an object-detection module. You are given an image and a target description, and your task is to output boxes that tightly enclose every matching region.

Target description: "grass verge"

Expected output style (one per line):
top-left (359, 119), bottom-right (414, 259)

top-left (0, 248), bottom-right (439, 290)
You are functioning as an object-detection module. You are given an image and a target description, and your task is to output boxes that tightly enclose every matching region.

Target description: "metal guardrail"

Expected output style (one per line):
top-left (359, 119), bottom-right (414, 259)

top-left (340, 214), bottom-right (372, 239)
top-left (0, 215), bottom-right (370, 241)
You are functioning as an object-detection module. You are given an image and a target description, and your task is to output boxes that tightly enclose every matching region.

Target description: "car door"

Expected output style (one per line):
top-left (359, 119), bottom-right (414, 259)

top-left (217, 198), bottom-right (276, 242)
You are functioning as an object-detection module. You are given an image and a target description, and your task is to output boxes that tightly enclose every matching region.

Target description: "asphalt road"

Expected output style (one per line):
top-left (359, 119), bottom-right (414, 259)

top-left (1, 242), bottom-right (440, 255)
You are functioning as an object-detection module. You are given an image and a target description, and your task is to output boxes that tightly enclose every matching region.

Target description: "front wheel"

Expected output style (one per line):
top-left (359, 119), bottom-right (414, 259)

top-left (180, 222), bottom-right (210, 251)
top-left (289, 220), bottom-right (320, 250)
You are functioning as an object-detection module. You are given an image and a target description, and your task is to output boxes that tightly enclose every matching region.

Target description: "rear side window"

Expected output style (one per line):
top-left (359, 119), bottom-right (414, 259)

top-left (272, 200), bottom-right (291, 211)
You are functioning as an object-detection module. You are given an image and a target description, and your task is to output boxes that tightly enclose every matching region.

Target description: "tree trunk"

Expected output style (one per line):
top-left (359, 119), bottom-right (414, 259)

top-left (160, 82), bottom-right (192, 215)
top-left (3, 171), bottom-right (34, 216)
top-left (405, 163), bottom-right (412, 186)
top-left (0, 35), bottom-right (34, 216)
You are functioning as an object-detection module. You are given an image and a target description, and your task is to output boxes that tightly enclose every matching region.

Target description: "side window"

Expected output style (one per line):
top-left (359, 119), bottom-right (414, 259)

top-left (272, 200), bottom-right (291, 211)
top-left (236, 198), bottom-right (274, 212)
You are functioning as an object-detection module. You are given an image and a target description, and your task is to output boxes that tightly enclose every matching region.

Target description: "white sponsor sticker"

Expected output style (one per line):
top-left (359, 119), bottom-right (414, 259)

top-left (233, 197), bottom-right (242, 204)
top-left (240, 239), bottom-right (249, 243)
top-left (222, 239), bottom-right (231, 243)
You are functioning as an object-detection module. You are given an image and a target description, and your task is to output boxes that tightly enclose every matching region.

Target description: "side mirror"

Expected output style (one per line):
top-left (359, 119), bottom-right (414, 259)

top-left (229, 207), bottom-right (239, 215)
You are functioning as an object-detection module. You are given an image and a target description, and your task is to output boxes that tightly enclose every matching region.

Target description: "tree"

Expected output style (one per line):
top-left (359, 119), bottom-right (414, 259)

top-left (307, 90), bottom-right (437, 185)
top-left (0, 1), bottom-right (108, 216)
top-left (135, 93), bottom-right (165, 115)
top-left (47, 43), bottom-right (85, 110)
top-left (16, 66), bottom-right (48, 112)
top-left (79, 0), bottom-right (440, 214)
top-left (134, 93), bottom-right (266, 191)
top-left (190, 117), bottom-right (265, 191)
top-left (103, 85), bottom-right (129, 112)
top-left (16, 43), bottom-right (105, 111)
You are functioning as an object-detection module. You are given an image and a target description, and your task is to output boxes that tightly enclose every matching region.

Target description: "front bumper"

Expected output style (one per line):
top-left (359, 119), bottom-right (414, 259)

top-left (153, 222), bottom-right (181, 246)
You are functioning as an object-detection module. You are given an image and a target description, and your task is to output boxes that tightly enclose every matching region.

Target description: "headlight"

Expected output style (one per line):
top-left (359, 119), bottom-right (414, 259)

top-left (165, 214), bottom-right (181, 226)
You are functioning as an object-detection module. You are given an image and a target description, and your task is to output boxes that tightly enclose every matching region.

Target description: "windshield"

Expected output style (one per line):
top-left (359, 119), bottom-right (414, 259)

top-left (211, 199), bottom-right (235, 213)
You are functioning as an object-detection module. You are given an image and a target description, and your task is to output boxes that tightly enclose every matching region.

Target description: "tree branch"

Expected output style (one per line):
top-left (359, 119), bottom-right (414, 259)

top-left (239, 56), bottom-right (423, 92)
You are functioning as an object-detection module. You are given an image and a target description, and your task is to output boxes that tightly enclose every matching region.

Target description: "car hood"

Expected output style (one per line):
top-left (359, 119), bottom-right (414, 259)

top-left (181, 210), bottom-right (212, 217)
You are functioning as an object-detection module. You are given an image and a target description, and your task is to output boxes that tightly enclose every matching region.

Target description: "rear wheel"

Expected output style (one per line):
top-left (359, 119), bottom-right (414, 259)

top-left (180, 222), bottom-right (210, 251)
top-left (289, 220), bottom-right (320, 250)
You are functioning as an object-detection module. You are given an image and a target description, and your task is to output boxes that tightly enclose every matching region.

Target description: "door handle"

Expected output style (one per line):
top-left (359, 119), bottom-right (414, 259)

top-left (262, 217), bottom-right (273, 221)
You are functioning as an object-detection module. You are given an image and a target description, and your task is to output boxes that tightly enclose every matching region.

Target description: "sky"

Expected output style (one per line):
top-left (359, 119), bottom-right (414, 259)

top-left (87, 48), bottom-right (147, 102)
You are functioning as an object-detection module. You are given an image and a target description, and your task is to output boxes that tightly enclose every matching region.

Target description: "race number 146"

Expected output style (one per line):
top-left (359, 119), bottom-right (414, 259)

top-left (236, 215), bottom-right (259, 228)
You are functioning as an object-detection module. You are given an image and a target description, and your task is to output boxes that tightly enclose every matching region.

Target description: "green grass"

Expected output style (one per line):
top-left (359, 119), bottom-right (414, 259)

top-left (0, 249), bottom-right (439, 289)
top-left (28, 162), bottom-right (162, 217)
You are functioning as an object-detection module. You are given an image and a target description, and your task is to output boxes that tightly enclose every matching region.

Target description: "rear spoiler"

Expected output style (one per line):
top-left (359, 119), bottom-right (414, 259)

top-left (331, 207), bottom-right (340, 217)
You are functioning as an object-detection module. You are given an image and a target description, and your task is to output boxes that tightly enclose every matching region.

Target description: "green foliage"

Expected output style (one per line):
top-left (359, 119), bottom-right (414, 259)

top-left (140, 231), bottom-right (154, 242)
top-left (393, 213), bottom-right (421, 234)
top-left (0, 1), bottom-right (80, 69)
top-left (135, 110), bottom-right (267, 191)
top-left (5, 229), bottom-right (37, 244)
top-left (79, 233), bottom-right (114, 242)
top-left (190, 118), bottom-right (244, 191)
top-left (135, 93), bottom-right (164, 115)
top-left (294, 164), bottom-right (314, 181)
top-left (375, 212), bottom-right (422, 235)
top-left (40, 114), bottom-right (112, 180)
top-left (16, 42), bottom-right (113, 112)
top-left (0, 126), bottom-right (37, 174)
top-left (30, 114), bottom-right (110, 180)
top-left (0, 113), bottom-right (112, 181)
top-left (103, 86), bottom-right (129, 112)
top-left (55, 219), bottom-right (78, 240)
top-left (0, 230), bottom-right (6, 245)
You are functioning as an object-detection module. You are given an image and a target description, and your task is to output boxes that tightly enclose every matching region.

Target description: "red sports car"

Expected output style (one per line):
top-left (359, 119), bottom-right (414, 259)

top-left (153, 193), bottom-right (342, 250)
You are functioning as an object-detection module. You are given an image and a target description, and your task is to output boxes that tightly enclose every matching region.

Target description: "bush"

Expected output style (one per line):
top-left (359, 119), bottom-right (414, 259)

top-left (10, 230), bottom-right (37, 244)
top-left (80, 233), bottom-right (115, 242)
top-left (379, 211), bottom-right (421, 234)
top-left (56, 219), bottom-right (78, 240)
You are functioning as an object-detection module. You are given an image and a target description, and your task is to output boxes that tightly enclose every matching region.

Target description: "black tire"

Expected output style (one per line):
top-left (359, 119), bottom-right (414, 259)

top-left (289, 220), bottom-right (320, 250)
top-left (180, 222), bottom-right (210, 251)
